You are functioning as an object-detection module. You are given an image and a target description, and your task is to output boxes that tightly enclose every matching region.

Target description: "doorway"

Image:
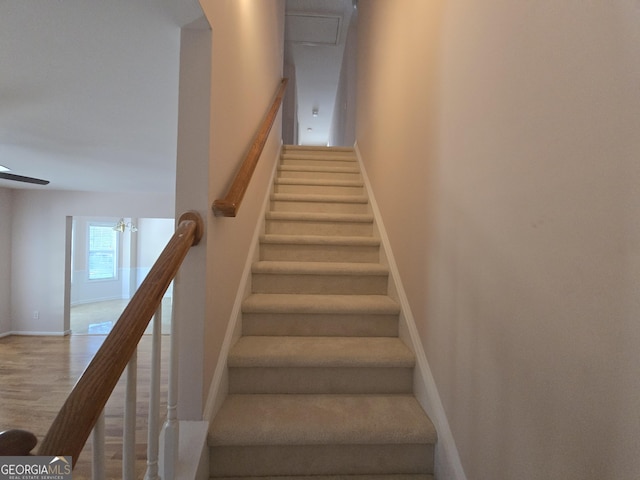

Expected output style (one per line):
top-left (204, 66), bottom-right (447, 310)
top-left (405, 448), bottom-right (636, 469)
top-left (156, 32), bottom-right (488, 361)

top-left (67, 216), bottom-right (174, 335)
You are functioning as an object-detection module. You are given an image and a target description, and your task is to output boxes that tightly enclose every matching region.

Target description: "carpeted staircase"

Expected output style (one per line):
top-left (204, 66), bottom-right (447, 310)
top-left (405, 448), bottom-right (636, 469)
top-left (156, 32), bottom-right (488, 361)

top-left (208, 145), bottom-right (437, 479)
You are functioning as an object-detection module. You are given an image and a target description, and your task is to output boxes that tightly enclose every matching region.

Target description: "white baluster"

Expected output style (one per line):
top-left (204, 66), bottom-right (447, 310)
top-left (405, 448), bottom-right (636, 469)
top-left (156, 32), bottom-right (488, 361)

top-left (123, 349), bottom-right (137, 479)
top-left (162, 295), bottom-right (179, 480)
top-left (92, 411), bottom-right (105, 480)
top-left (144, 306), bottom-right (162, 480)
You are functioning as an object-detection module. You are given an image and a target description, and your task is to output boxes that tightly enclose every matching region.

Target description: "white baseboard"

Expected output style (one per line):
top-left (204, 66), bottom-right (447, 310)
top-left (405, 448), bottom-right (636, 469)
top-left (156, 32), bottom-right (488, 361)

top-left (0, 331), bottom-right (11, 339)
top-left (203, 143), bottom-right (282, 423)
top-left (354, 142), bottom-right (467, 480)
top-left (70, 296), bottom-right (124, 307)
top-left (9, 330), bottom-right (72, 337)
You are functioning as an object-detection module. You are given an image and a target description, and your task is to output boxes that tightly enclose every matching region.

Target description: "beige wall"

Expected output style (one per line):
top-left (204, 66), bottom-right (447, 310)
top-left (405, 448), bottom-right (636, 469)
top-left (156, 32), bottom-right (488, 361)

top-left (329, 8), bottom-right (358, 147)
top-left (357, 1), bottom-right (640, 479)
top-left (0, 188), bottom-right (12, 335)
top-left (198, 0), bottom-right (285, 411)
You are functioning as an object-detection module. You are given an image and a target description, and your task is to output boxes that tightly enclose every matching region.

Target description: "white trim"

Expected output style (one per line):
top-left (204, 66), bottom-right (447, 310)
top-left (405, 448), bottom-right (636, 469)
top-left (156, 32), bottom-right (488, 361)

top-left (203, 143), bottom-right (282, 423)
top-left (160, 420), bottom-right (210, 480)
top-left (354, 141), bottom-right (467, 480)
top-left (8, 330), bottom-right (72, 336)
top-left (70, 295), bottom-right (126, 307)
top-left (0, 331), bottom-right (11, 338)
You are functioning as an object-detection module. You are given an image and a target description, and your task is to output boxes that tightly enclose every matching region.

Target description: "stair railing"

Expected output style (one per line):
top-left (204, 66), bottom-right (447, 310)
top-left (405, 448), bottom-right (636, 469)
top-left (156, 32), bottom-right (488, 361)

top-left (0, 211), bottom-right (203, 479)
top-left (212, 78), bottom-right (288, 217)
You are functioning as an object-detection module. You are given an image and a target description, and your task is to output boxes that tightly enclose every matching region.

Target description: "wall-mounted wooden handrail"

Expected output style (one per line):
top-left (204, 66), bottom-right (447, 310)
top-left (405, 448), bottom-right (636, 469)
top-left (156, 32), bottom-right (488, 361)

top-left (212, 78), bottom-right (288, 217)
top-left (36, 211), bottom-right (204, 466)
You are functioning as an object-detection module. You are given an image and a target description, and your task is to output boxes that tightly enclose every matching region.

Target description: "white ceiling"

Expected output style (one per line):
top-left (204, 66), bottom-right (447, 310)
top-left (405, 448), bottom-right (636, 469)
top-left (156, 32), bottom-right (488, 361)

top-left (0, 0), bottom-right (201, 193)
top-left (0, 0), bottom-right (350, 192)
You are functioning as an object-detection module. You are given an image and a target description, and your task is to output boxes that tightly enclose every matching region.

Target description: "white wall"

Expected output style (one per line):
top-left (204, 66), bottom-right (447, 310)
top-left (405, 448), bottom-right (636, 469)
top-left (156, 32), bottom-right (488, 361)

top-left (357, 1), bottom-right (640, 479)
top-left (0, 188), bottom-right (13, 335)
top-left (329, 8), bottom-right (357, 147)
top-left (10, 190), bottom-right (173, 334)
top-left (174, 17), bottom-right (212, 420)
top-left (135, 217), bottom-right (175, 290)
top-left (198, 0), bottom-right (285, 413)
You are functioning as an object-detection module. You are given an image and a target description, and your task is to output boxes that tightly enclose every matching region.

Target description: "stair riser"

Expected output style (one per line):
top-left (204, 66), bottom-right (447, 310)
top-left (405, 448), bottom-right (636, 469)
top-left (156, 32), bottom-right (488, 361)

top-left (228, 367), bottom-right (413, 394)
top-left (260, 243), bottom-right (380, 263)
top-left (282, 150), bottom-right (356, 156)
top-left (270, 200), bottom-right (369, 214)
top-left (210, 444), bottom-right (434, 477)
top-left (282, 152), bottom-right (356, 160)
top-left (266, 220), bottom-right (373, 236)
top-left (274, 183), bottom-right (364, 195)
top-left (283, 147), bottom-right (355, 153)
top-left (281, 159), bottom-right (358, 168)
top-left (278, 170), bottom-right (361, 181)
top-left (252, 273), bottom-right (388, 295)
top-left (241, 313), bottom-right (399, 337)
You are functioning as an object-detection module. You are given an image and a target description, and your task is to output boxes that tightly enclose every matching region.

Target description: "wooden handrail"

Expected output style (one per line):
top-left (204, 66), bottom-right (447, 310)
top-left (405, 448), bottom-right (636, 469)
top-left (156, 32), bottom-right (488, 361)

top-left (36, 211), bottom-right (203, 466)
top-left (212, 78), bottom-right (288, 217)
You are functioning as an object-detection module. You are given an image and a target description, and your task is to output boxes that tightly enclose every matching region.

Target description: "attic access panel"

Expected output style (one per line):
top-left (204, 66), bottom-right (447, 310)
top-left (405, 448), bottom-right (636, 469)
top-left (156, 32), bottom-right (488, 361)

top-left (285, 13), bottom-right (342, 45)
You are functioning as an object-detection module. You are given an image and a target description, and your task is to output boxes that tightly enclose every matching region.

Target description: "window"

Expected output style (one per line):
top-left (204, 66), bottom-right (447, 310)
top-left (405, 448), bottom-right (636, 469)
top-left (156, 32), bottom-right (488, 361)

top-left (88, 224), bottom-right (118, 280)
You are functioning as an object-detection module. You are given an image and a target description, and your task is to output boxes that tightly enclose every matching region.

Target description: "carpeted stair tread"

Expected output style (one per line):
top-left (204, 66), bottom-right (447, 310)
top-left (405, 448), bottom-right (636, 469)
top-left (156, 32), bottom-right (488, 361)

top-left (281, 152), bottom-right (357, 161)
top-left (266, 211), bottom-right (374, 223)
top-left (282, 149), bottom-right (356, 155)
top-left (242, 294), bottom-right (400, 315)
top-left (283, 145), bottom-right (355, 153)
top-left (260, 234), bottom-right (379, 247)
top-left (228, 336), bottom-right (414, 368)
top-left (280, 146), bottom-right (357, 166)
top-left (271, 193), bottom-right (369, 204)
top-left (276, 178), bottom-right (364, 187)
top-left (252, 261), bottom-right (388, 276)
top-left (279, 165), bottom-right (361, 174)
top-left (209, 394), bottom-right (437, 447)
top-left (282, 147), bottom-right (355, 153)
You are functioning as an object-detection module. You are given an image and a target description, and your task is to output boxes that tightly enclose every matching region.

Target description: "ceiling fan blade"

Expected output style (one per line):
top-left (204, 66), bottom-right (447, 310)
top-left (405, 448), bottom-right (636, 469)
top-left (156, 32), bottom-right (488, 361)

top-left (0, 172), bottom-right (50, 185)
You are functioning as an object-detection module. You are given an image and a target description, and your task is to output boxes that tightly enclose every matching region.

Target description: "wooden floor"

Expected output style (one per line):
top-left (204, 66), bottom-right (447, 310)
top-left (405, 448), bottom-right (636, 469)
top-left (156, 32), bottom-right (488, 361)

top-left (71, 298), bottom-right (172, 335)
top-left (0, 334), bottom-right (169, 479)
